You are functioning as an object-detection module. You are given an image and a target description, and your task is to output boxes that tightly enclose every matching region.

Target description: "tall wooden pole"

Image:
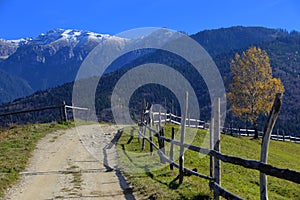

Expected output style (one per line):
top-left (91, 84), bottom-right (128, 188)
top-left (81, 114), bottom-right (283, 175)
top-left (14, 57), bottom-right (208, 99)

top-left (149, 106), bottom-right (153, 156)
top-left (170, 127), bottom-right (175, 170)
top-left (141, 99), bottom-right (146, 123)
top-left (62, 101), bottom-right (67, 122)
top-left (213, 98), bottom-right (220, 200)
top-left (172, 99), bottom-right (174, 114)
top-left (260, 93), bottom-right (282, 200)
top-left (164, 97), bottom-right (167, 122)
top-left (210, 117), bottom-right (215, 178)
top-left (159, 106), bottom-right (162, 131)
top-left (179, 91), bottom-right (188, 184)
top-left (141, 125), bottom-right (146, 151)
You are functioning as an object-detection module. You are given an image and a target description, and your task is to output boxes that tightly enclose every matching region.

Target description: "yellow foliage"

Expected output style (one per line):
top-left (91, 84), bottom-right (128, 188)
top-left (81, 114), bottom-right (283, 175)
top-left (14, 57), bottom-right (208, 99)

top-left (228, 46), bottom-right (284, 123)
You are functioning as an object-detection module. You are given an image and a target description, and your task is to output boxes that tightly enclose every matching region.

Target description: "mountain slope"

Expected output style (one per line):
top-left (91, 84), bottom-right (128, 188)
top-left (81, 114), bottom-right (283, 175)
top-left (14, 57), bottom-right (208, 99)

top-left (1, 32), bottom-right (300, 136)
top-left (0, 27), bottom-right (290, 94)
top-left (191, 26), bottom-right (288, 56)
top-left (0, 26), bottom-right (300, 136)
top-left (0, 29), bottom-right (127, 91)
top-left (0, 69), bottom-right (33, 104)
top-left (0, 38), bottom-right (29, 59)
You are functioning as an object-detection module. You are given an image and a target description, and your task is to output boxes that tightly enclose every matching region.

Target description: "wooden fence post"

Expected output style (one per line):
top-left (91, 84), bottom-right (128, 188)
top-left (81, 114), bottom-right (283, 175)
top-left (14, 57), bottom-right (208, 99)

top-left (210, 118), bottom-right (214, 178)
top-left (158, 127), bottom-right (166, 163)
top-left (171, 99), bottom-right (174, 118)
top-left (164, 97), bottom-right (167, 123)
top-left (149, 129), bottom-right (153, 156)
top-left (213, 98), bottom-right (221, 200)
top-left (61, 101), bottom-right (67, 122)
top-left (139, 99), bottom-right (146, 143)
top-left (170, 127), bottom-right (175, 170)
top-left (149, 111), bottom-right (153, 156)
top-left (159, 106), bottom-right (162, 131)
top-left (142, 99), bottom-right (146, 122)
top-left (260, 93), bottom-right (282, 200)
top-left (142, 125), bottom-right (146, 151)
top-left (137, 128), bottom-right (141, 143)
top-left (151, 106), bottom-right (155, 127)
top-left (179, 91), bottom-right (188, 184)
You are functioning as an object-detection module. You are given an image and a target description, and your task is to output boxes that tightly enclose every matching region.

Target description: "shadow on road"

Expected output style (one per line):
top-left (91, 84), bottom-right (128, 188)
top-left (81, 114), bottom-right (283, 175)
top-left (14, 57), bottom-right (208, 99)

top-left (103, 129), bottom-right (136, 200)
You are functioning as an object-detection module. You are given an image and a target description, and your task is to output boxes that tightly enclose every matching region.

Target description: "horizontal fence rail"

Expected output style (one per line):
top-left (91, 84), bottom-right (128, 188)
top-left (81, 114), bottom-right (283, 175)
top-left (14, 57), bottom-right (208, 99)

top-left (138, 121), bottom-right (300, 199)
top-left (150, 111), bottom-right (300, 143)
top-left (0, 102), bottom-right (88, 125)
top-left (209, 182), bottom-right (243, 200)
top-left (0, 105), bottom-right (62, 117)
top-left (139, 96), bottom-right (300, 199)
top-left (138, 129), bottom-right (214, 181)
top-left (141, 121), bottom-right (300, 184)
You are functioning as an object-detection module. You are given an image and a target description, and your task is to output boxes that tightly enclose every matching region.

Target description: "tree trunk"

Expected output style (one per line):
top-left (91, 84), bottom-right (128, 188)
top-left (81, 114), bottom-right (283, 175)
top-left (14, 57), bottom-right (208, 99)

top-left (254, 122), bottom-right (259, 139)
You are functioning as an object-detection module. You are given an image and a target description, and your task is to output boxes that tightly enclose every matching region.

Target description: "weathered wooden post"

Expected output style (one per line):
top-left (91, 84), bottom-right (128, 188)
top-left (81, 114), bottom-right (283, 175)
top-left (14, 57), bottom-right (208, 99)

top-left (61, 101), bottom-right (67, 122)
top-left (170, 127), bottom-right (175, 170)
top-left (138, 126), bottom-right (142, 143)
top-left (151, 106), bottom-right (155, 127)
top-left (164, 97), bottom-right (167, 123)
top-left (149, 129), bottom-right (153, 156)
top-left (213, 98), bottom-right (221, 200)
top-left (141, 99), bottom-right (145, 123)
top-left (210, 118), bottom-right (214, 178)
top-left (179, 91), bottom-right (188, 184)
top-left (142, 124), bottom-right (146, 151)
top-left (158, 106), bottom-right (162, 130)
top-left (171, 99), bottom-right (174, 116)
top-left (157, 105), bottom-right (165, 162)
top-left (149, 110), bottom-right (154, 156)
top-left (158, 127), bottom-right (166, 163)
top-left (139, 99), bottom-right (146, 143)
top-left (260, 93), bottom-right (282, 200)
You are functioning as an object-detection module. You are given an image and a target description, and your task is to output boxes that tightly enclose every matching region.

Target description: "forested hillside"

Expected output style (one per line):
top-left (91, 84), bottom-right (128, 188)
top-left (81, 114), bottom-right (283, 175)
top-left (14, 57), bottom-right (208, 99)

top-left (1, 26), bottom-right (300, 136)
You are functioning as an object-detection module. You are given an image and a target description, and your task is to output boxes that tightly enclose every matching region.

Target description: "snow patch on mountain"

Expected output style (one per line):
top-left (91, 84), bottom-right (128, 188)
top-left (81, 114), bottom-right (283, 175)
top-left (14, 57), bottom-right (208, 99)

top-left (18, 28), bottom-right (129, 58)
top-left (0, 38), bottom-right (31, 58)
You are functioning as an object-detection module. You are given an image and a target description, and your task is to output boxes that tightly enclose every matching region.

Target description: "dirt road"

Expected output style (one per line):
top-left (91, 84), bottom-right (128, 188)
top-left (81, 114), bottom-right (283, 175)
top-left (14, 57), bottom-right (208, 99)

top-left (4, 124), bottom-right (135, 200)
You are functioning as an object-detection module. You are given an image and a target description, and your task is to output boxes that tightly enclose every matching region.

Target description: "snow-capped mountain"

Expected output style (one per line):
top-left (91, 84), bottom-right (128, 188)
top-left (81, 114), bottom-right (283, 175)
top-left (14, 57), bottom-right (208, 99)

top-left (32, 28), bottom-right (113, 46)
top-left (0, 28), bottom-right (177, 103)
top-left (0, 38), bottom-right (30, 59)
top-left (0, 28), bottom-right (129, 93)
top-left (1, 28), bottom-right (127, 62)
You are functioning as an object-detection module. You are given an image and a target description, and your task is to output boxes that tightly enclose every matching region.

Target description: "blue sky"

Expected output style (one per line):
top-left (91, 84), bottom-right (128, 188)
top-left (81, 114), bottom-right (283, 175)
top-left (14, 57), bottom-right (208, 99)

top-left (1, 0), bottom-right (299, 39)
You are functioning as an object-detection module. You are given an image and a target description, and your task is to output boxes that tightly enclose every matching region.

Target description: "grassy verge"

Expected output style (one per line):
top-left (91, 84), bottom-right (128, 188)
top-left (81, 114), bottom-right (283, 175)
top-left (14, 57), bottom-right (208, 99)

top-left (117, 124), bottom-right (300, 200)
top-left (0, 121), bottom-right (74, 197)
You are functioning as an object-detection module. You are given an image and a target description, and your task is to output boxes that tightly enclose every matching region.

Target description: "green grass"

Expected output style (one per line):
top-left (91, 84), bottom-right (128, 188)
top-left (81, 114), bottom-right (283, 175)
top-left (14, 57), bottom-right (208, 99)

top-left (117, 124), bottom-right (300, 200)
top-left (0, 121), bottom-right (74, 197)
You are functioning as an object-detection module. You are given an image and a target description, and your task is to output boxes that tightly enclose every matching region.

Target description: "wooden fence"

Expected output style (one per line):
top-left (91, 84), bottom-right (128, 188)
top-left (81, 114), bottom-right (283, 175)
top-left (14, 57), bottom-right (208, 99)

top-left (0, 101), bottom-right (88, 126)
top-left (137, 92), bottom-right (300, 200)
top-left (150, 109), bottom-right (300, 144)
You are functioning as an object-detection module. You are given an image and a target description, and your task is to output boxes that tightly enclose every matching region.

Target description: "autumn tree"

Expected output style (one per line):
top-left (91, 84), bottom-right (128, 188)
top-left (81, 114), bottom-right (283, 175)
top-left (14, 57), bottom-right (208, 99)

top-left (228, 46), bottom-right (284, 139)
